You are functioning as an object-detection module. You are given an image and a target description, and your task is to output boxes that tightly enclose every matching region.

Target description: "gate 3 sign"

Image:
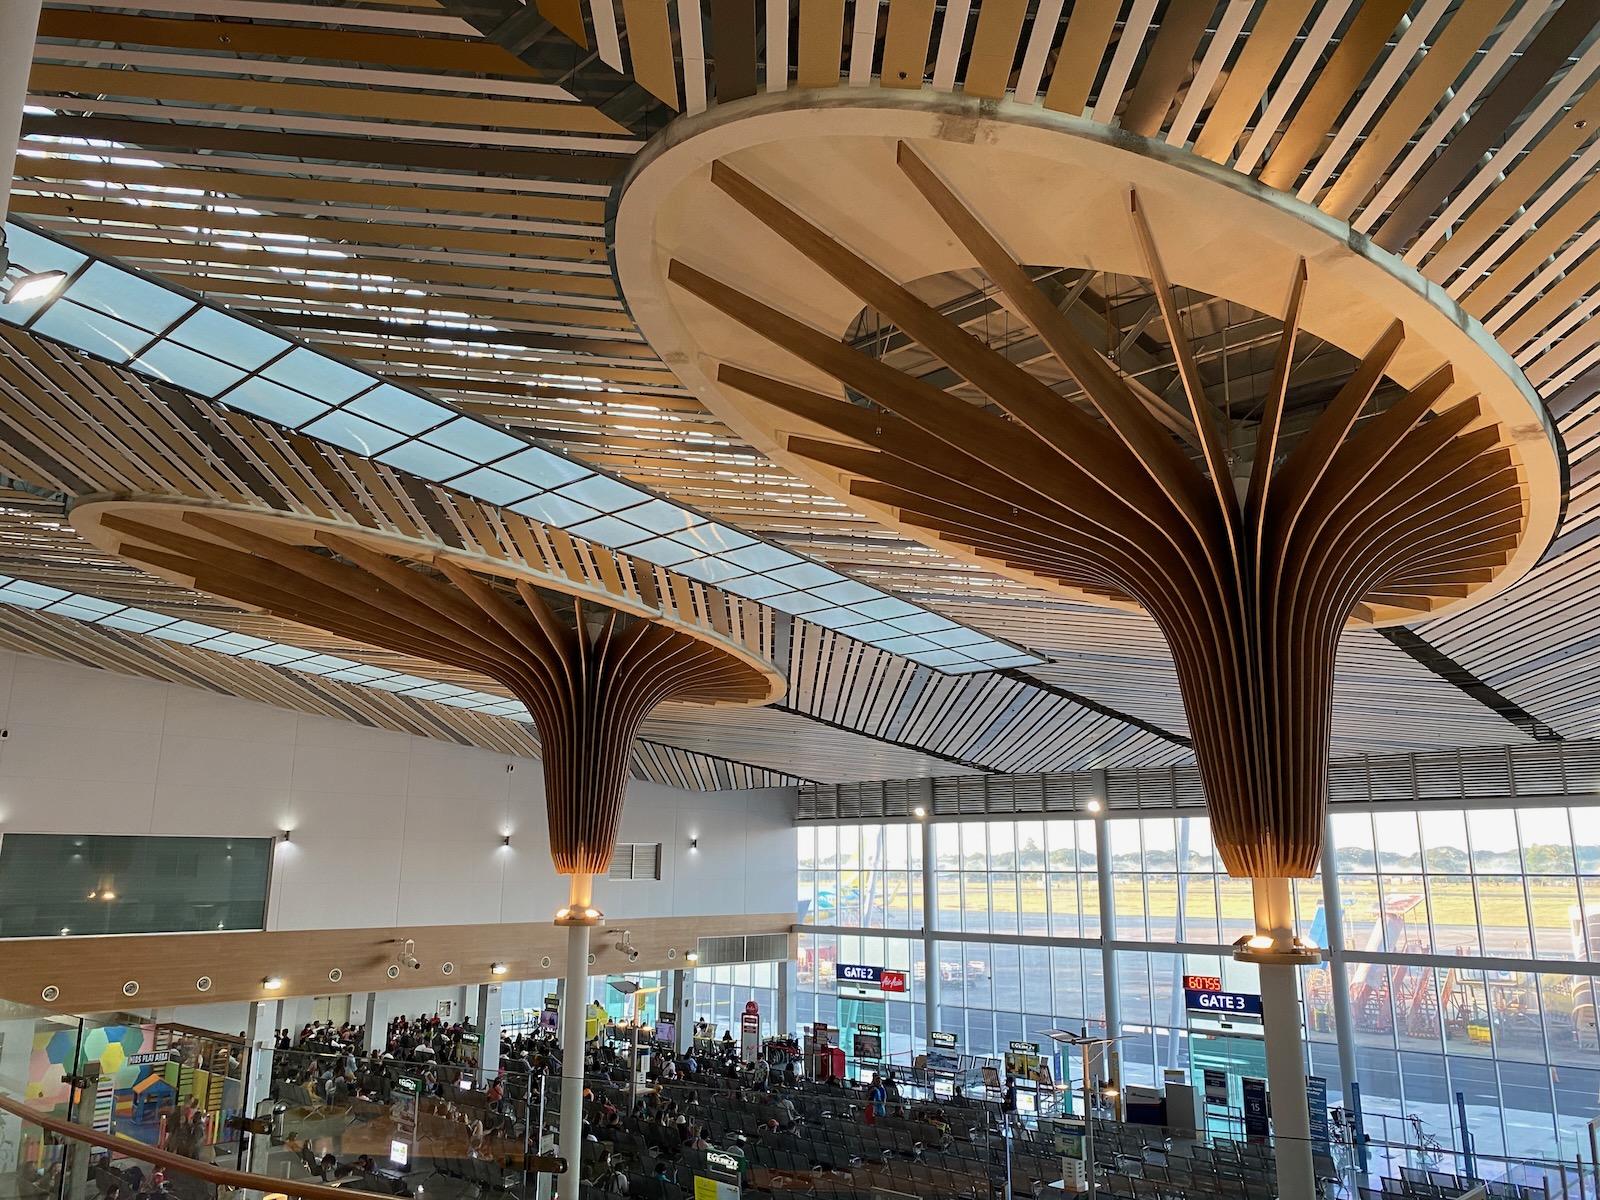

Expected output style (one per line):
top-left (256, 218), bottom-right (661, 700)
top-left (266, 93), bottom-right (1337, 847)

top-left (1183, 985), bottom-right (1263, 1017)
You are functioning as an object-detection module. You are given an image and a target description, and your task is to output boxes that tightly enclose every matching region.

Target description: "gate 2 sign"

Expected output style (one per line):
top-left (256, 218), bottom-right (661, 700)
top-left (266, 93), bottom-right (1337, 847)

top-left (1184, 987), bottom-right (1263, 1016)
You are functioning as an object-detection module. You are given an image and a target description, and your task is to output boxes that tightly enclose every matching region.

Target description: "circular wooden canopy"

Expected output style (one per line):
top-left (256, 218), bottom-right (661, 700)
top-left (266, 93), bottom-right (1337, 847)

top-left (71, 496), bottom-right (783, 875)
top-left (614, 91), bottom-right (1566, 879)
top-left (615, 90), bottom-right (1564, 626)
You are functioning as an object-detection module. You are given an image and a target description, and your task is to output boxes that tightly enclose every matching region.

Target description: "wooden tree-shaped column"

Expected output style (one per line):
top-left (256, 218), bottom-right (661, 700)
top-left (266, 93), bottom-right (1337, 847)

top-left (75, 500), bottom-right (779, 1200)
top-left (664, 147), bottom-right (1529, 1198)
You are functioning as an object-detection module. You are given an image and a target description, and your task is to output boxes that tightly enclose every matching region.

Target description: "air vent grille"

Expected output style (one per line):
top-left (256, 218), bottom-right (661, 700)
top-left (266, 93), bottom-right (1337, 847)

top-left (694, 932), bottom-right (791, 966)
top-left (608, 843), bottom-right (662, 880)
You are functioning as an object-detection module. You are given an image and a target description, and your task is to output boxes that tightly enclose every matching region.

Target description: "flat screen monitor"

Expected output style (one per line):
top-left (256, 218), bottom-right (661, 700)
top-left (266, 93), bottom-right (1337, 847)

top-left (389, 1140), bottom-right (409, 1167)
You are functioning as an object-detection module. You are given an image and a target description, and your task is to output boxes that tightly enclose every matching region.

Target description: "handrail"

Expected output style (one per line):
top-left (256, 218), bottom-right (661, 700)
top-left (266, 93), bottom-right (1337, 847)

top-left (0, 1091), bottom-right (374, 1200)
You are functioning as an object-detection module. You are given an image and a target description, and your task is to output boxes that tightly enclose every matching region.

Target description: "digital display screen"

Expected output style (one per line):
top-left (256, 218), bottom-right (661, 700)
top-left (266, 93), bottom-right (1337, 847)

top-left (389, 1141), bottom-right (409, 1167)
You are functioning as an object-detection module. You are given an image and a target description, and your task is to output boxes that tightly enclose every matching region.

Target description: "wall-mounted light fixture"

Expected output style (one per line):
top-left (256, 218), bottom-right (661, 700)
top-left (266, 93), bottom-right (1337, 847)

top-left (280, 830), bottom-right (292, 843)
top-left (502, 835), bottom-right (511, 847)
top-left (1086, 800), bottom-right (1102, 814)
top-left (263, 976), bottom-right (284, 990)
top-left (491, 962), bottom-right (509, 975)
top-left (688, 836), bottom-right (699, 851)
top-left (912, 806), bottom-right (926, 819)
top-left (685, 950), bottom-right (700, 965)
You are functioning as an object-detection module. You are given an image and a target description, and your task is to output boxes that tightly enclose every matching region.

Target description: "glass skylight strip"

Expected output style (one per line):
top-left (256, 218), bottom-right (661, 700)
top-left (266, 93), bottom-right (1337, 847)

top-left (0, 574), bottom-right (533, 722)
top-left (0, 218), bottom-right (1037, 674)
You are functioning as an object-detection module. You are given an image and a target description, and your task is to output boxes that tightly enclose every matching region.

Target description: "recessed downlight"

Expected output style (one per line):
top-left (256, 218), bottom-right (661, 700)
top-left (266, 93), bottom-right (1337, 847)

top-left (41, 985), bottom-right (59, 1003)
top-left (195, 976), bottom-right (213, 992)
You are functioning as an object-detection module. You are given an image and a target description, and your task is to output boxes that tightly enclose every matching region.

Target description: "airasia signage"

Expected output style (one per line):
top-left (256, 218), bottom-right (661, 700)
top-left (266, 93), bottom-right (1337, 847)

top-left (836, 963), bottom-right (907, 993)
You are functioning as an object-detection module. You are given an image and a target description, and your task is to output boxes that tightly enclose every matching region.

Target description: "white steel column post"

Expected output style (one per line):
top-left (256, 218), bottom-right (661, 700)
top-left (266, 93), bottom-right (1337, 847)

top-left (918, 789), bottom-right (939, 1047)
top-left (556, 875), bottom-right (598, 1200)
top-left (478, 983), bottom-right (502, 1076)
top-left (1090, 776), bottom-right (1120, 1099)
top-left (1319, 813), bottom-right (1360, 1126)
top-left (1252, 877), bottom-right (1315, 1200)
top-left (0, 0), bottom-right (42, 223)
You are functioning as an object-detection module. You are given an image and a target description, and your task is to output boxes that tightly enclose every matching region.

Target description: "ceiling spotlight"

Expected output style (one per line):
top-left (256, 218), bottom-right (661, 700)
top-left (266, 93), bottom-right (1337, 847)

top-left (263, 976), bottom-right (283, 990)
top-left (912, 806), bottom-right (926, 819)
top-left (1086, 799), bottom-right (1102, 814)
top-left (4, 270), bottom-right (68, 306)
top-left (491, 962), bottom-right (508, 975)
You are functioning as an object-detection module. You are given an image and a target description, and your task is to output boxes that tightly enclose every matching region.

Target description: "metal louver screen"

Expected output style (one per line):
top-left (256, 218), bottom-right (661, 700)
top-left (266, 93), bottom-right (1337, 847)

top-left (797, 742), bottom-right (1600, 821)
top-left (607, 843), bottom-right (662, 881)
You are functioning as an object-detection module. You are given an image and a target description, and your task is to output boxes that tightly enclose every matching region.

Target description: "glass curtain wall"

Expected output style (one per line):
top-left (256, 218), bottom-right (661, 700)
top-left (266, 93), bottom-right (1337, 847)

top-left (796, 806), bottom-right (1600, 1164)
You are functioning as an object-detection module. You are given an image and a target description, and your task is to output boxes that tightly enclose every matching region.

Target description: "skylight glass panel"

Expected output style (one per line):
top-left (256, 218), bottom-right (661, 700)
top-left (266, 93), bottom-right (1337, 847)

top-left (810, 579), bottom-right (880, 605)
top-left (909, 648), bottom-right (969, 667)
top-left (446, 468), bottom-right (538, 506)
top-left (70, 261), bottom-right (194, 333)
top-left (621, 538), bottom-right (702, 568)
top-left (420, 417), bottom-right (525, 464)
top-left (495, 445), bottom-right (591, 487)
top-left (878, 634), bottom-right (940, 654)
top-left (884, 612), bottom-right (956, 635)
top-left (722, 542), bottom-right (802, 572)
top-left (804, 607), bottom-right (874, 631)
top-left (131, 340), bottom-right (248, 398)
top-left (986, 653), bottom-right (1040, 668)
top-left (925, 626), bottom-right (990, 648)
top-left (31, 299), bottom-right (148, 364)
top-left (168, 306), bottom-right (290, 371)
top-left (763, 590), bottom-right (833, 615)
top-left (622, 499), bottom-right (704, 537)
top-left (5, 223), bottom-right (87, 279)
top-left (3, 581), bottom-right (70, 604)
top-left (851, 596), bottom-right (922, 620)
top-left (672, 556), bottom-right (753, 585)
top-left (203, 631), bottom-right (272, 652)
top-left (767, 561), bottom-right (841, 589)
top-left (341, 384), bottom-right (447, 436)
top-left (569, 514), bottom-right (651, 547)
top-left (99, 611), bottom-right (169, 633)
top-left (220, 376), bottom-right (329, 429)
top-left (46, 594), bottom-right (120, 616)
top-left (720, 575), bottom-right (792, 600)
top-left (670, 523), bottom-right (757, 554)
top-left (510, 492), bottom-right (600, 528)
top-left (263, 346), bottom-right (372, 404)
top-left (378, 440), bottom-right (474, 482)
top-left (301, 410), bottom-right (408, 456)
top-left (555, 473), bottom-right (650, 513)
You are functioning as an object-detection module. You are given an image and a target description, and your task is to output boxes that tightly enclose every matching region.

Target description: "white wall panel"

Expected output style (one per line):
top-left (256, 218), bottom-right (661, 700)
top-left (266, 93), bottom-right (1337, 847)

top-left (0, 652), bottom-right (797, 931)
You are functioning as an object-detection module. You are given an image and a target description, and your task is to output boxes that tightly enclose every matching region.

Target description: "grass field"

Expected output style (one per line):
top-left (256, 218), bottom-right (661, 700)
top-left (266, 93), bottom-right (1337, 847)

top-left (808, 872), bottom-right (1583, 950)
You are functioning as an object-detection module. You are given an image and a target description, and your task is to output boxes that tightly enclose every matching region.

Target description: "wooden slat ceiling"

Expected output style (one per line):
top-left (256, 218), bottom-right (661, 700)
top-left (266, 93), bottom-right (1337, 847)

top-left (9, 0), bottom-right (1600, 778)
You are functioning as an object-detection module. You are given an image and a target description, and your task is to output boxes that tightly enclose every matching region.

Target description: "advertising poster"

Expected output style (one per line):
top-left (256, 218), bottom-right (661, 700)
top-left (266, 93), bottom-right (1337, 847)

top-left (853, 1023), bottom-right (882, 1060)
